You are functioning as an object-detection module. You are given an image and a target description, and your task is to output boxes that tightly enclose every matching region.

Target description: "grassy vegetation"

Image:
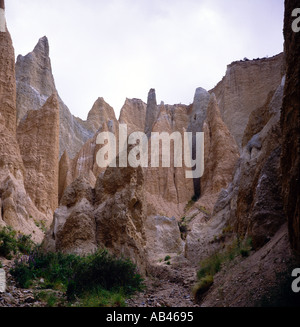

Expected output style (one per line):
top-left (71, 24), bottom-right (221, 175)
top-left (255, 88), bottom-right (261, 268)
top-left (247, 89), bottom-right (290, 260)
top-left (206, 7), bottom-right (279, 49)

top-left (0, 226), bottom-right (34, 260)
top-left (10, 248), bottom-right (144, 306)
top-left (192, 275), bottom-right (214, 301)
top-left (1, 226), bottom-right (144, 307)
top-left (193, 237), bottom-right (253, 301)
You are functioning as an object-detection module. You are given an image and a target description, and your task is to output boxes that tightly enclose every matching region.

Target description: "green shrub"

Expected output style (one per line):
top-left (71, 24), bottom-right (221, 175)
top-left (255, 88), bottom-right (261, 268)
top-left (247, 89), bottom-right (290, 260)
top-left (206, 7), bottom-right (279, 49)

top-left (197, 253), bottom-right (222, 280)
top-left (66, 249), bottom-right (143, 300)
top-left (164, 255), bottom-right (171, 262)
top-left (0, 227), bottom-right (18, 259)
top-left (10, 248), bottom-right (144, 304)
top-left (0, 227), bottom-right (34, 259)
top-left (192, 275), bottom-right (214, 300)
top-left (16, 234), bottom-right (35, 255)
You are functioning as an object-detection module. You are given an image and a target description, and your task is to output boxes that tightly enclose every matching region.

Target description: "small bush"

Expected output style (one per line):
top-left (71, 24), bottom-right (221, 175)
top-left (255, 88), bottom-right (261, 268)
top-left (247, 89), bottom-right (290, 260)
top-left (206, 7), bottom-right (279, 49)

top-left (0, 227), bottom-right (34, 259)
top-left (192, 275), bottom-right (214, 301)
top-left (0, 227), bottom-right (18, 259)
top-left (66, 249), bottom-right (144, 300)
top-left (197, 253), bottom-right (222, 280)
top-left (164, 255), bottom-right (171, 262)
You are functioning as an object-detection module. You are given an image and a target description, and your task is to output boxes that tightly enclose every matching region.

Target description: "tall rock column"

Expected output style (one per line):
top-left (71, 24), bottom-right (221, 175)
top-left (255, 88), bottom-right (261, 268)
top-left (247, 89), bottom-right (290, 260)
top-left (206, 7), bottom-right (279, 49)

top-left (188, 87), bottom-right (211, 198)
top-left (0, 2), bottom-right (47, 242)
top-left (0, 0), bottom-right (16, 135)
top-left (0, 0), bottom-right (5, 32)
top-left (17, 94), bottom-right (60, 221)
top-left (145, 89), bottom-right (159, 137)
top-left (281, 0), bottom-right (300, 254)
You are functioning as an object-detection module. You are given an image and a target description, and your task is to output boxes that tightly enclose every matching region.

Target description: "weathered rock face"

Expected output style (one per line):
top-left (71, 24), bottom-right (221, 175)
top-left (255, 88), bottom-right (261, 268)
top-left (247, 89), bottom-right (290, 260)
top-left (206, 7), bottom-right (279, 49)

top-left (201, 224), bottom-right (297, 307)
top-left (144, 101), bottom-right (194, 219)
top-left (183, 59), bottom-right (287, 263)
top-left (72, 97), bottom-right (118, 179)
top-left (16, 36), bottom-right (54, 125)
top-left (184, 94), bottom-right (240, 262)
top-left (15, 37), bottom-right (99, 159)
top-left (119, 98), bottom-right (147, 135)
top-left (0, 169), bottom-right (46, 243)
top-left (0, 26), bottom-right (16, 134)
top-left (79, 97), bottom-right (118, 134)
top-left (211, 53), bottom-right (285, 149)
top-left (94, 164), bottom-right (147, 271)
top-left (44, 176), bottom-right (97, 255)
top-left (58, 151), bottom-right (73, 202)
top-left (17, 94), bottom-right (60, 221)
top-left (234, 81), bottom-right (285, 248)
top-left (281, 0), bottom-right (300, 254)
top-left (0, 21), bottom-right (47, 241)
top-left (44, 161), bottom-right (148, 272)
top-left (200, 94), bottom-right (240, 211)
top-left (203, 78), bottom-right (286, 255)
top-left (145, 215), bottom-right (185, 264)
top-left (57, 97), bottom-right (118, 200)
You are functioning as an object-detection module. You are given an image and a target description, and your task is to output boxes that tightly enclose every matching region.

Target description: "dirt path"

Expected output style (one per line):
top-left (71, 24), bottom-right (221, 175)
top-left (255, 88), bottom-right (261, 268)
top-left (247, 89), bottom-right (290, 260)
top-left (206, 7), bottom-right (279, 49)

top-left (126, 265), bottom-right (199, 307)
top-left (0, 256), bottom-right (200, 308)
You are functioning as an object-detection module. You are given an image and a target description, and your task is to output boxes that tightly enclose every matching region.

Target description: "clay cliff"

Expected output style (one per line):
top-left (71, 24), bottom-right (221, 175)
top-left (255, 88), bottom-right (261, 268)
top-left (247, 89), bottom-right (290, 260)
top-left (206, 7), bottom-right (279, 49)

top-left (212, 53), bottom-right (284, 149)
top-left (281, 0), bottom-right (300, 254)
top-left (0, 19), bottom-right (50, 242)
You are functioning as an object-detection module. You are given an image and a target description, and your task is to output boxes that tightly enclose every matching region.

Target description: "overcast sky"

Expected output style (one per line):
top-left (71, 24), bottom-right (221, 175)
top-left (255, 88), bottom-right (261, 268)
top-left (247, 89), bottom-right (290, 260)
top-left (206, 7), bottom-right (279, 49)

top-left (6, 0), bottom-right (284, 120)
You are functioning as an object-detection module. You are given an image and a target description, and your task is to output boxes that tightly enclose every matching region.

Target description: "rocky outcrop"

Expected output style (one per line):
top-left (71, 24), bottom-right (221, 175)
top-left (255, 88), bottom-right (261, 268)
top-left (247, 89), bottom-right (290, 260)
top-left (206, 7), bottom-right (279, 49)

top-left (201, 224), bottom-right (297, 307)
top-left (234, 80), bottom-right (285, 248)
top-left (78, 97), bottom-right (118, 135)
top-left (199, 77), bottom-right (286, 257)
top-left (17, 93), bottom-right (60, 221)
top-left (200, 94), bottom-right (240, 210)
top-left (0, 24), bottom-right (16, 134)
top-left (44, 152), bottom-right (148, 272)
top-left (57, 97), bottom-right (118, 199)
top-left (211, 53), bottom-right (285, 149)
top-left (119, 98), bottom-right (147, 135)
top-left (15, 37), bottom-right (98, 159)
top-left (281, 0), bottom-right (300, 254)
top-left (44, 176), bottom-right (97, 255)
top-left (94, 164), bottom-right (147, 271)
top-left (184, 94), bottom-right (240, 262)
top-left (0, 167), bottom-right (46, 242)
top-left (16, 36), bottom-right (54, 125)
top-left (144, 101), bottom-right (194, 219)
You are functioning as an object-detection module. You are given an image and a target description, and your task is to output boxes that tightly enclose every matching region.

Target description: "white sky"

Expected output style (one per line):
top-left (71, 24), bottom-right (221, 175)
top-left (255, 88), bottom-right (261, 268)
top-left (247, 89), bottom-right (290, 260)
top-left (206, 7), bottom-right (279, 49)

top-left (6, 0), bottom-right (284, 120)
